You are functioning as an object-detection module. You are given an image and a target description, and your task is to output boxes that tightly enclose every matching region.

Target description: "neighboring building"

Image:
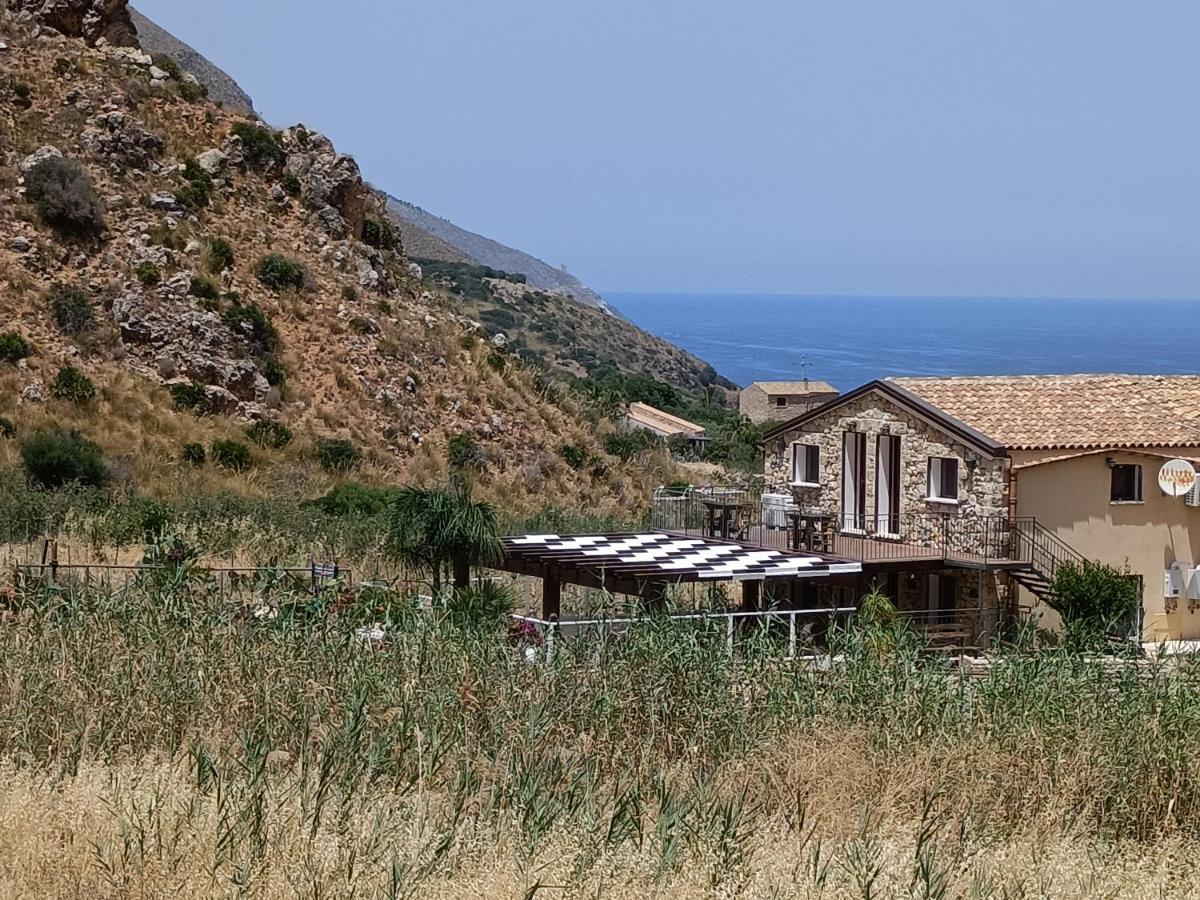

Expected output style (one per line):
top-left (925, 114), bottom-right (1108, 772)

top-left (759, 374), bottom-right (1200, 642)
top-left (739, 381), bottom-right (839, 424)
top-left (625, 402), bottom-right (708, 447)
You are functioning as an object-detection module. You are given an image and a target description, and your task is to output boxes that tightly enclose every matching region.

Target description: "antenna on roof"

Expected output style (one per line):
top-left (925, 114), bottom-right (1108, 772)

top-left (798, 355), bottom-right (812, 386)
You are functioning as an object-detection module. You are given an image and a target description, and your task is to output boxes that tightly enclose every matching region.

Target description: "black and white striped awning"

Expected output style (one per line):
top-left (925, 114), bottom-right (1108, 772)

top-left (502, 532), bottom-right (860, 582)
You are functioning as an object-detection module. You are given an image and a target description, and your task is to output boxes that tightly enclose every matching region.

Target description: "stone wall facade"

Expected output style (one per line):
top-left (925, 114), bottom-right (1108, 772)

top-left (763, 387), bottom-right (1009, 523)
top-left (739, 384), bottom-right (839, 424)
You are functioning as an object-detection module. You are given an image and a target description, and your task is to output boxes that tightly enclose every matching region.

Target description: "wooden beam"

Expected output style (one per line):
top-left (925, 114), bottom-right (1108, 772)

top-left (543, 567), bottom-right (561, 620)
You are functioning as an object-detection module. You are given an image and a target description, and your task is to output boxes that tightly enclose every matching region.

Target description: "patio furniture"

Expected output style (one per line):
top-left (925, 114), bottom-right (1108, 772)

top-left (703, 499), bottom-right (750, 541)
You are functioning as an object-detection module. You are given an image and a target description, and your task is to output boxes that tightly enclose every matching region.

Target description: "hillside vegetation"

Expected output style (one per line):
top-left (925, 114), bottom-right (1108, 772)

top-left (0, 10), bottom-right (692, 516)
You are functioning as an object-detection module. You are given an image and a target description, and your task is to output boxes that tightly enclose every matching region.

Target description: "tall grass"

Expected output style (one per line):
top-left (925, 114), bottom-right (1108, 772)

top-left (4, 576), bottom-right (1200, 895)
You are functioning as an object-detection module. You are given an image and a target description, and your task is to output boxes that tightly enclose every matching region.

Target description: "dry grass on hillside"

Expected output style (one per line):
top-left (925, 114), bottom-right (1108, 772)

top-left (0, 15), bottom-right (663, 515)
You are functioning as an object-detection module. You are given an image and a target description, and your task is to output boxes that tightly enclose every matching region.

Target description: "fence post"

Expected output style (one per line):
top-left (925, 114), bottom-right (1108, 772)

top-left (726, 614), bottom-right (734, 657)
top-left (788, 611), bottom-right (796, 659)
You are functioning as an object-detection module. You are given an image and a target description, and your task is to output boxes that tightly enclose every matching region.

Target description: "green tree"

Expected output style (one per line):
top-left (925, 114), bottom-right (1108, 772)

top-left (386, 481), bottom-right (502, 595)
top-left (1047, 560), bottom-right (1140, 645)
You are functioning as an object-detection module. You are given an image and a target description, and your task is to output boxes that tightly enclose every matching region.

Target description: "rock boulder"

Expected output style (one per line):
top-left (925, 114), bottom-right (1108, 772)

top-left (7, 0), bottom-right (138, 46)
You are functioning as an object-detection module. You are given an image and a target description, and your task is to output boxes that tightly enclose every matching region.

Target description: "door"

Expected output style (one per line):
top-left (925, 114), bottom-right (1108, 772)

top-left (875, 434), bottom-right (901, 536)
top-left (927, 573), bottom-right (957, 624)
top-left (841, 431), bottom-right (866, 531)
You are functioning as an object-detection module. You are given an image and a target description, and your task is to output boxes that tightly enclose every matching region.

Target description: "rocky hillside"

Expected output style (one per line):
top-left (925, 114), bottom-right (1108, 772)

top-left (0, 4), bottom-right (665, 514)
top-left (127, 6), bottom-right (254, 114)
top-left (386, 196), bottom-right (611, 312)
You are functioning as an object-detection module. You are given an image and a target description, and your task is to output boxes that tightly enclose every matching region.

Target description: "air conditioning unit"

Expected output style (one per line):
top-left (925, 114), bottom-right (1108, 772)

top-left (1186, 480), bottom-right (1200, 507)
top-left (1166, 562), bottom-right (1186, 599)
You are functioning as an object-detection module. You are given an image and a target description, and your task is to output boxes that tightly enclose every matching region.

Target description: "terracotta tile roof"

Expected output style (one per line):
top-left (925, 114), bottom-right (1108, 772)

top-left (888, 375), bottom-right (1200, 451)
top-left (626, 402), bottom-right (705, 437)
top-left (749, 381), bottom-right (837, 394)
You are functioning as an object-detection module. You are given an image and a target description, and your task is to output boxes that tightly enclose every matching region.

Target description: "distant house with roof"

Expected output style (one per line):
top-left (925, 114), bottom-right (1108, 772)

top-left (625, 402), bottom-right (708, 448)
top-left (739, 380), bottom-right (839, 424)
top-left (757, 374), bottom-right (1200, 642)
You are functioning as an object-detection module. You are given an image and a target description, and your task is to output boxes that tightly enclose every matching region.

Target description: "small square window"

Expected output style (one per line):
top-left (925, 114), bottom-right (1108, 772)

top-left (1111, 464), bottom-right (1142, 503)
top-left (927, 457), bottom-right (959, 502)
top-left (791, 443), bottom-right (819, 485)
top-left (775, 397), bottom-right (788, 407)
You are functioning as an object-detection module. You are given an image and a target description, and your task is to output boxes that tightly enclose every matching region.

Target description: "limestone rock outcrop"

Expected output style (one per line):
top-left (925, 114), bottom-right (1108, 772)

top-left (281, 126), bottom-right (366, 240)
top-left (6, 0), bottom-right (136, 46)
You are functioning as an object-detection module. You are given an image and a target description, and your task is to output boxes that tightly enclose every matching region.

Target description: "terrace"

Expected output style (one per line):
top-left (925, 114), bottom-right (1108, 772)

top-left (650, 487), bottom-right (1060, 573)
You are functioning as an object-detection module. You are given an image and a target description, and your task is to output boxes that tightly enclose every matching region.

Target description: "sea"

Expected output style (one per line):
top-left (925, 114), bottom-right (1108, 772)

top-left (609, 293), bottom-right (1200, 391)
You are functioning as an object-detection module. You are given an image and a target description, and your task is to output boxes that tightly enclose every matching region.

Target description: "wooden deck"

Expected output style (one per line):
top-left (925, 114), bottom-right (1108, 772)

top-left (665, 523), bottom-right (1028, 571)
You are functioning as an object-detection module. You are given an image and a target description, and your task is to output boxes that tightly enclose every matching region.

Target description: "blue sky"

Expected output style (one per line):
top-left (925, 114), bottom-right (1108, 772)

top-left (134, 1), bottom-right (1200, 298)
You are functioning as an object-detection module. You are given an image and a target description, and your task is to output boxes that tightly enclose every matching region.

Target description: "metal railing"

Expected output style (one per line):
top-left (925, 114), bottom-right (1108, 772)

top-left (511, 605), bottom-right (858, 660)
top-left (651, 492), bottom-right (1065, 570)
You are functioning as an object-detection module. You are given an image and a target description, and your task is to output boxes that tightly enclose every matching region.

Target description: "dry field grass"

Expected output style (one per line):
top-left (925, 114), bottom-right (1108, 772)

top-left (3, 573), bottom-right (1200, 898)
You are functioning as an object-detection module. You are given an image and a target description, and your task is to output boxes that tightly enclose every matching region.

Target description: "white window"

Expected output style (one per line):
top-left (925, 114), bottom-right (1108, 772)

top-left (927, 457), bottom-right (959, 502)
top-left (842, 432), bottom-right (867, 531)
top-left (791, 443), bottom-right (819, 485)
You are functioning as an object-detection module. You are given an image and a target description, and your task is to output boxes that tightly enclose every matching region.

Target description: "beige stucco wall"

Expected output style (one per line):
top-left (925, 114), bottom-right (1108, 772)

top-left (763, 388), bottom-right (1008, 523)
top-left (740, 385), bottom-right (838, 424)
top-left (1012, 448), bottom-right (1200, 640)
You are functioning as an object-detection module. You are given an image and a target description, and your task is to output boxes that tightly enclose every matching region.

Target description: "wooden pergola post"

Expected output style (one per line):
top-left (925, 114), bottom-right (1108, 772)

top-left (741, 580), bottom-right (761, 612)
top-left (642, 580), bottom-right (670, 614)
top-left (543, 566), bottom-right (561, 620)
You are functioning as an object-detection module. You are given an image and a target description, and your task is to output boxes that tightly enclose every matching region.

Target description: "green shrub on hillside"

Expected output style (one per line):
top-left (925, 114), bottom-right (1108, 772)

top-left (231, 121), bottom-right (283, 170)
top-left (261, 356), bottom-right (286, 387)
top-left (446, 433), bottom-right (483, 471)
top-left (281, 173), bottom-right (302, 198)
top-left (222, 302), bottom-right (278, 354)
top-left (169, 381), bottom-right (212, 416)
top-left (256, 254), bottom-right (307, 292)
top-left (0, 332), bottom-right (32, 362)
top-left (135, 262), bottom-right (161, 286)
top-left (245, 419), bottom-right (293, 450)
top-left (47, 284), bottom-right (95, 335)
top-left (557, 443), bottom-right (589, 470)
top-left (175, 159), bottom-right (214, 210)
top-left (602, 430), bottom-right (658, 462)
top-left (177, 79), bottom-right (208, 102)
top-left (189, 275), bottom-right (220, 301)
top-left (150, 53), bottom-right (183, 80)
top-left (206, 237), bottom-right (235, 273)
top-left (210, 439), bottom-right (252, 471)
top-left (20, 428), bottom-right (105, 488)
top-left (49, 366), bottom-right (96, 403)
top-left (315, 437), bottom-right (361, 473)
top-left (306, 482), bottom-right (398, 517)
top-left (181, 442), bottom-right (206, 466)
top-left (24, 156), bottom-right (104, 238)
top-left (0, 417), bottom-right (15, 439)
top-left (361, 218), bottom-right (396, 250)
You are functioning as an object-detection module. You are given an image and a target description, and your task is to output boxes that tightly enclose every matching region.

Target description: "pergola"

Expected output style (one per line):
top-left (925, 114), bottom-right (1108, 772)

top-left (498, 532), bottom-right (862, 618)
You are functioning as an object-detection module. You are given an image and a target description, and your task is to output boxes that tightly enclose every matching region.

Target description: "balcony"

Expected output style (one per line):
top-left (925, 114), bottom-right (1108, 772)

top-left (650, 488), bottom-right (1037, 570)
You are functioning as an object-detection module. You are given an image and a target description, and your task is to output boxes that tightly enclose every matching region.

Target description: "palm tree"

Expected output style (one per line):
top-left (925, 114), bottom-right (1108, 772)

top-left (386, 481), bottom-right (503, 594)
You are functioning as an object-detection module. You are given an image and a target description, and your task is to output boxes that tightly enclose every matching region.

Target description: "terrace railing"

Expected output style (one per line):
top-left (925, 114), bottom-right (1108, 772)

top-left (651, 491), bottom-right (1050, 570)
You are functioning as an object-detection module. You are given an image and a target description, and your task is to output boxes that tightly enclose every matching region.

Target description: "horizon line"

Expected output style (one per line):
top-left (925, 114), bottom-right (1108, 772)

top-left (599, 290), bottom-right (1200, 303)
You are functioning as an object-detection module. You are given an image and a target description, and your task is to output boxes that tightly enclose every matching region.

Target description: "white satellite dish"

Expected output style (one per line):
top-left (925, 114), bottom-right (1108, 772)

top-left (1158, 459), bottom-right (1197, 497)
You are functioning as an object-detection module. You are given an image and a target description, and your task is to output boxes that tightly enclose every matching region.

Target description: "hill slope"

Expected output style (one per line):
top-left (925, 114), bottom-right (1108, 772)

top-left (0, 9), bottom-right (665, 514)
top-left (386, 196), bottom-right (612, 312)
top-left (128, 6), bottom-right (254, 113)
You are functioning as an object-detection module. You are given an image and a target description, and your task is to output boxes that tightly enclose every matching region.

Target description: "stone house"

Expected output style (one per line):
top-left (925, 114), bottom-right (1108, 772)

top-left (739, 381), bottom-right (839, 424)
top-left (761, 375), bottom-right (1200, 642)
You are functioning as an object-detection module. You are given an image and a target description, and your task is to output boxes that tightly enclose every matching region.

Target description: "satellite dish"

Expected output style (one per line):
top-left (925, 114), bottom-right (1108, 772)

top-left (1158, 459), bottom-right (1197, 497)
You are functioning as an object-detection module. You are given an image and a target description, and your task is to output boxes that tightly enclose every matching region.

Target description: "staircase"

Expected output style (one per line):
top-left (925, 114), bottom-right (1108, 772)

top-left (1009, 521), bottom-right (1086, 602)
